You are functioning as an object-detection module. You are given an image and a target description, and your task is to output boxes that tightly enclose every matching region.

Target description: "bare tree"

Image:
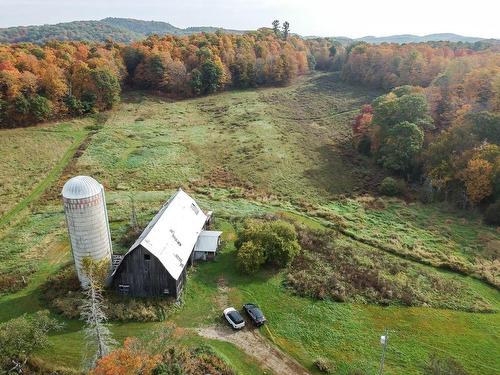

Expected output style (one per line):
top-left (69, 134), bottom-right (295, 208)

top-left (80, 257), bottom-right (115, 369)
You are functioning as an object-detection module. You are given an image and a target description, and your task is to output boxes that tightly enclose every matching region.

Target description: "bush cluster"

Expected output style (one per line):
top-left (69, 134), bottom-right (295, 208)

top-left (0, 311), bottom-right (61, 372)
top-left (41, 265), bottom-right (172, 321)
top-left (314, 357), bottom-right (334, 373)
top-left (153, 345), bottom-right (234, 375)
top-left (235, 219), bottom-right (301, 274)
top-left (285, 227), bottom-right (494, 312)
top-left (425, 354), bottom-right (469, 375)
top-left (91, 327), bottom-right (235, 375)
top-left (379, 177), bottom-right (406, 196)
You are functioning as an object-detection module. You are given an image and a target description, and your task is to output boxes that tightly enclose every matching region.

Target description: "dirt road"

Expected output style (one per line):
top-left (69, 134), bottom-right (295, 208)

top-left (197, 325), bottom-right (310, 375)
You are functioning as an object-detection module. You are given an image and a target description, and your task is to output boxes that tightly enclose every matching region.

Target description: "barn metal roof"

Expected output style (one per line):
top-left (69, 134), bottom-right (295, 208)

top-left (116, 189), bottom-right (207, 280)
top-left (194, 230), bottom-right (223, 253)
top-left (62, 176), bottom-right (103, 199)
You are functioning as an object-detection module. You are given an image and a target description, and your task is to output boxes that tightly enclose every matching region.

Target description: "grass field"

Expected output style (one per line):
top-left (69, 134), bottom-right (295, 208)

top-left (180, 234), bottom-right (500, 375)
top-left (73, 74), bottom-right (382, 201)
top-left (317, 197), bottom-right (500, 287)
top-left (0, 120), bottom-right (89, 221)
top-left (0, 72), bottom-right (498, 374)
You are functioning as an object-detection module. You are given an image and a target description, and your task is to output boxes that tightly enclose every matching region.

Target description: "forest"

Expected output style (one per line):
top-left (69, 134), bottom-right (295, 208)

top-left (0, 28), bottom-right (309, 127)
top-left (344, 42), bottom-right (500, 219)
top-left (1, 29), bottom-right (498, 220)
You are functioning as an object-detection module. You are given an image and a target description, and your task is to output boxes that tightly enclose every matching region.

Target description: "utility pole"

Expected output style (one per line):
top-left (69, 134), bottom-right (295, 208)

top-left (379, 328), bottom-right (389, 375)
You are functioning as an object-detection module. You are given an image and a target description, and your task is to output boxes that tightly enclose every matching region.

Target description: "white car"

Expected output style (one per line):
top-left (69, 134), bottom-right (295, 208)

top-left (223, 307), bottom-right (245, 330)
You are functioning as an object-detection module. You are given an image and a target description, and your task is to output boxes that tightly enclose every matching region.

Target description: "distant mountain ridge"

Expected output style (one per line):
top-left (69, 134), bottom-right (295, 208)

top-left (356, 33), bottom-right (486, 44)
top-left (308, 33), bottom-right (491, 45)
top-left (0, 17), bottom-right (245, 44)
top-left (0, 17), bottom-right (493, 45)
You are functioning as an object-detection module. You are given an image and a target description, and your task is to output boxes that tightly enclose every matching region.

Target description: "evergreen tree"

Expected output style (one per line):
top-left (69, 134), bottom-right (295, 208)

top-left (272, 20), bottom-right (280, 36)
top-left (282, 21), bottom-right (290, 40)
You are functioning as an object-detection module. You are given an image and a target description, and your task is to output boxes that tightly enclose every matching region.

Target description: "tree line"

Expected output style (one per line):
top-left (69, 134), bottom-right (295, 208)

top-left (0, 28), bottom-right (310, 128)
top-left (0, 40), bottom-right (124, 127)
top-left (348, 44), bottom-right (499, 222)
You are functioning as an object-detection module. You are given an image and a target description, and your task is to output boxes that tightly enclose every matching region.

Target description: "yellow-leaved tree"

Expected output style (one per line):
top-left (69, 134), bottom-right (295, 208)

top-left (461, 158), bottom-right (494, 205)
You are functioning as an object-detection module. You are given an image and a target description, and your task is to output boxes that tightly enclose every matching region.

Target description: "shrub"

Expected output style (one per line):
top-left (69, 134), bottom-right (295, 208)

top-left (29, 94), bottom-right (52, 121)
top-left (484, 200), bottom-right (500, 226)
top-left (41, 265), bottom-right (172, 321)
top-left (235, 219), bottom-right (301, 273)
top-left (379, 177), bottom-right (405, 196)
top-left (424, 354), bottom-right (469, 375)
top-left (236, 241), bottom-right (266, 274)
top-left (314, 357), bottom-right (334, 373)
top-left (286, 227), bottom-right (494, 312)
top-left (265, 221), bottom-right (301, 267)
top-left (0, 311), bottom-right (61, 371)
top-left (357, 135), bottom-right (371, 155)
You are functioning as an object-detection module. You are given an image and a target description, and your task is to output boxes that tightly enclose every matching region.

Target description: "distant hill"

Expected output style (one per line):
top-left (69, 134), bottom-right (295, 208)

top-left (0, 18), bottom-right (492, 45)
top-left (101, 18), bottom-right (244, 36)
top-left (100, 17), bottom-right (182, 36)
top-left (356, 33), bottom-right (486, 44)
top-left (305, 33), bottom-right (491, 45)
top-left (0, 20), bottom-right (143, 44)
top-left (0, 17), bottom-right (245, 44)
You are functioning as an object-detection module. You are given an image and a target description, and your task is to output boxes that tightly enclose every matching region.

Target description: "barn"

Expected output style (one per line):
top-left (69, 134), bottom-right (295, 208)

top-left (111, 188), bottom-right (215, 298)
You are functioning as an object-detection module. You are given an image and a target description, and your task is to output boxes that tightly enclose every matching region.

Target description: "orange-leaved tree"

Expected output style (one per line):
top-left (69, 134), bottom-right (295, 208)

top-left (90, 337), bottom-right (162, 375)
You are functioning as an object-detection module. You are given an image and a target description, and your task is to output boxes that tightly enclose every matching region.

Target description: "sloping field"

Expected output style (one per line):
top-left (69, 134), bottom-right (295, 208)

top-left (71, 74), bottom-right (381, 201)
top-left (0, 121), bottom-right (88, 217)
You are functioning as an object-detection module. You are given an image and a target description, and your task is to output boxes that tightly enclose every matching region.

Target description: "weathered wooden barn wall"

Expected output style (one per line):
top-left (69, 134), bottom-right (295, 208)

top-left (111, 245), bottom-right (185, 298)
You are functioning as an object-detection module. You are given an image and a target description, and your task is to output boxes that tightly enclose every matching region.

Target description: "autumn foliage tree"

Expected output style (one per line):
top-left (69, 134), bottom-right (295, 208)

top-left (460, 158), bottom-right (494, 205)
top-left (91, 338), bottom-right (161, 375)
top-left (348, 42), bottom-right (499, 213)
top-left (123, 30), bottom-right (309, 96)
top-left (352, 104), bottom-right (373, 154)
top-left (0, 41), bottom-right (124, 127)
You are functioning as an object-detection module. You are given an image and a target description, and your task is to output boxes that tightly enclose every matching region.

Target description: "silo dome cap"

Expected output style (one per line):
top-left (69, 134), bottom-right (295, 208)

top-left (62, 176), bottom-right (103, 199)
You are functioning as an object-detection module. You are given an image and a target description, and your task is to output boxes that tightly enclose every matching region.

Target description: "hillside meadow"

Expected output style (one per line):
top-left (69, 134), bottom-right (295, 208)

top-left (0, 73), bottom-right (498, 374)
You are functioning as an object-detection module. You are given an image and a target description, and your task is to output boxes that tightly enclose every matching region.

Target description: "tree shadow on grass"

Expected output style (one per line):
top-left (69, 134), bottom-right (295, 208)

top-left (304, 143), bottom-right (385, 196)
top-left (190, 248), bottom-right (277, 291)
top-left (0, 289), bottom-right (83, 337)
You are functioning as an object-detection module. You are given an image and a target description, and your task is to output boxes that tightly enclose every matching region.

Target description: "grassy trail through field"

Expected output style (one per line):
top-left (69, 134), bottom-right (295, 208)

top-left (0, 128), bottom-right (88, 228)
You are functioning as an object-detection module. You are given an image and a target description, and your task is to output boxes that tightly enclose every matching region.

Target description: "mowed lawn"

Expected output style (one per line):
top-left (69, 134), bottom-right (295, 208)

top-left (180, 235), bottom-right (500, 375)
top-left (0, 72), bottom-right (498, 374)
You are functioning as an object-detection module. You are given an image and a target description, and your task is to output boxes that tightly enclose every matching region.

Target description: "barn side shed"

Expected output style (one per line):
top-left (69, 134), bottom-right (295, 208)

top-left (194, 230), bottom-right (223, 261)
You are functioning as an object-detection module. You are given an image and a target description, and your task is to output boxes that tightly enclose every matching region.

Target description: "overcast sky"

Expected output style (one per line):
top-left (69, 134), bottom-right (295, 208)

top-left (1, 0), bottom-right (499, 38)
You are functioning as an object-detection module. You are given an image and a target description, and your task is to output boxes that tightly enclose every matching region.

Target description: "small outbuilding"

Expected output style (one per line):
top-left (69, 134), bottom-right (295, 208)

top-left (111, 188), bottom-right (214, 299)
top-left (194, 230), bottom-right (223, 261)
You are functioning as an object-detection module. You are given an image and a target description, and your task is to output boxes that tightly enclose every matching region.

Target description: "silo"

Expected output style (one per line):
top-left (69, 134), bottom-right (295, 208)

top-left (62, 176), bottom-right (113, 284)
